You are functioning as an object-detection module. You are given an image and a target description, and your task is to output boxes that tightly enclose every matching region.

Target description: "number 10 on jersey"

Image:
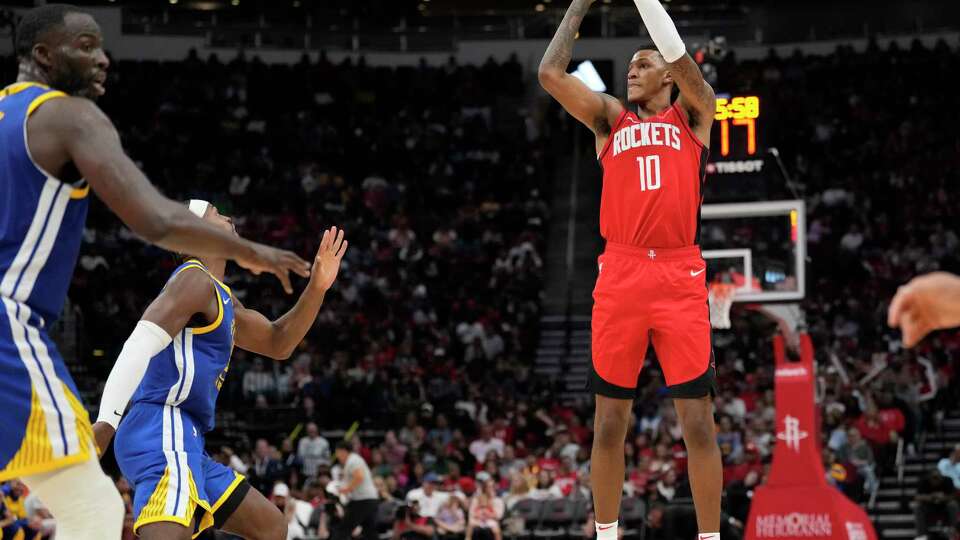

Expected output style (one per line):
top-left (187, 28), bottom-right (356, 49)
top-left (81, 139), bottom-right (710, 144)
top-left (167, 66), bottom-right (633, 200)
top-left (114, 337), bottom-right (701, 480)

top-left (637, 155), bottom-right (662, 192)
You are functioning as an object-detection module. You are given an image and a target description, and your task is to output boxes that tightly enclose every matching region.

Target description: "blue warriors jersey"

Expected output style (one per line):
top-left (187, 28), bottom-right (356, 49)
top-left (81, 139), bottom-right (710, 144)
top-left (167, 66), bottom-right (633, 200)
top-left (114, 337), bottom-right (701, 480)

top-left (0, 82), bottom-right (90, 324)
top-left (115, 260), bottom-right (240, 536)
top-left (0, 82), bottom-right (94, 481)
top-left (130, 260), bottom-right (236, 434)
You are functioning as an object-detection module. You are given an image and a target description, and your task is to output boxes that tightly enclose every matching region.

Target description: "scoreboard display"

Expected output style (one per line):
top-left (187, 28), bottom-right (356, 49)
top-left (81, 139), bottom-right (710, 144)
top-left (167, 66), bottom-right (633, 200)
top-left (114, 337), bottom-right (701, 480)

top-left (714, 95), bottom-right (760, 158)
top-left (704, 93), bottom-right (780, 202)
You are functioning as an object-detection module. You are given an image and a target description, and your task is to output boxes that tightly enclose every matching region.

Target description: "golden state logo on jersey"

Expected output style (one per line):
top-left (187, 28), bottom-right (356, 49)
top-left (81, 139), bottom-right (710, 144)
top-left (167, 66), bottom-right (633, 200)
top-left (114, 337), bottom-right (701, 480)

top-left (217, 318), bottom-right (237, 391)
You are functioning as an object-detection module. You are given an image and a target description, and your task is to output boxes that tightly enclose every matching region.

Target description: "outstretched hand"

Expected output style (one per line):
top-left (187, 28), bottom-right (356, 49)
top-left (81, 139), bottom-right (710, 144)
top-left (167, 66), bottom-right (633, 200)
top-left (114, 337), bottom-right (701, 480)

top-left (236, 243), bottom-right (312, 294)
top-left (888, 272), bottom-right (960, 348)
top-left (311, 226), bottom-right (348, 292)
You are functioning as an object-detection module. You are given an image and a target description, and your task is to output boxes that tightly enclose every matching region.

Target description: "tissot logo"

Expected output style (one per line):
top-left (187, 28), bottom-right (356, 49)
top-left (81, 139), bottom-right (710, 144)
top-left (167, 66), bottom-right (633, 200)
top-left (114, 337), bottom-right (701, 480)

top-left (755, 513), bottom-right (832, 537)
top-left (706, 160), bottom-right (765, 175)
top-left (775, 366), bottom-right (808, 378)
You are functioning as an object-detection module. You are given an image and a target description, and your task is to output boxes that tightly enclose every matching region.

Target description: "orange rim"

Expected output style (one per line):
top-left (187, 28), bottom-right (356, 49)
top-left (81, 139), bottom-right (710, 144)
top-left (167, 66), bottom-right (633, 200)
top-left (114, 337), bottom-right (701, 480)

top-left (709, 283), bottom-right (737, 300)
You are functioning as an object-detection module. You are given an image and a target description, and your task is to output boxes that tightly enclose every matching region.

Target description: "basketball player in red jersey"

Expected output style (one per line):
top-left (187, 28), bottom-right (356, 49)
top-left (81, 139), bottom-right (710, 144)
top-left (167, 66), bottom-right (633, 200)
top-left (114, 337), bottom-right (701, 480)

top-left (539, 1), bottom-right (722, 540)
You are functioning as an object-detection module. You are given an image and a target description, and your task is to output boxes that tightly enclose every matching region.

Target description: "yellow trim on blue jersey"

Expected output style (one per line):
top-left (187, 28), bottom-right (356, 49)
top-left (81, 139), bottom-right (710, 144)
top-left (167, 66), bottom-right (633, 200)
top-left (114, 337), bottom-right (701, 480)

top-left (0, 81), bottom-right (50, 97)
top-left (192, 287), bottom-right (223, 335)
top-left (209, 472), bottom-right (245, 513)
top-left (2, 386), bottom-right (53, 477)
top-left (26, 90), bottom-right (67, 117)
top-left (174, 262), bottom-right (228, 335)
top-left (134, 469), bottom-right (216, 539)
top-left (136, 467), bottom-right (174, 529)
top-left (0, 383), bottom-right (94, 482)
top-left (174, 263), bottom-right (206, 276)
top-left (193, 471), bottom-right (216, 538)
top-left (184, 259), bottom-right (233, 295)
top-left (70, 184), bottom-right (90, 199)
top-left (63, 382), bottom-right (96, 457)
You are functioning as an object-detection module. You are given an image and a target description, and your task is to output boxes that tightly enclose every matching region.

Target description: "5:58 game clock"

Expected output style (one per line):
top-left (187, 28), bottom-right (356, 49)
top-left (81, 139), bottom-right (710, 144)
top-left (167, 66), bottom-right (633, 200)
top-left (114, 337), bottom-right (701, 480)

top-left (704, 94), bottom-right (775, 203)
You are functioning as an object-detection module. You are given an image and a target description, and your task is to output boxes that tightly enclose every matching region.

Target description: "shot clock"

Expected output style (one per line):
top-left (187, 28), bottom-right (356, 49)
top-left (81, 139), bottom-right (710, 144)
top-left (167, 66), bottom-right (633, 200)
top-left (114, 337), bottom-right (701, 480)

top-left (704, 94), bottom-right (783, 202)
top-left (714, 95), bottom-right (760, 157)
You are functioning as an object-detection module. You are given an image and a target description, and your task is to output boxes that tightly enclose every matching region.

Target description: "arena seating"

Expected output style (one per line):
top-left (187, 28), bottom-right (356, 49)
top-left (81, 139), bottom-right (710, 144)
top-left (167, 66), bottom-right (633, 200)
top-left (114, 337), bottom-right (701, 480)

top-left (1, 35), bottom-right (959, 540)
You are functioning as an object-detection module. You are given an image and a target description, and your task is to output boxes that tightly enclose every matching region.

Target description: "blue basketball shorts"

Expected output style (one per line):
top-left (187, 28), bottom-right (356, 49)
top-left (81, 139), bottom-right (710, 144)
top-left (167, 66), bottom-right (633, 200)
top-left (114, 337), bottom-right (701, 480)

top-left (115, 402), bottom-right (246, 537)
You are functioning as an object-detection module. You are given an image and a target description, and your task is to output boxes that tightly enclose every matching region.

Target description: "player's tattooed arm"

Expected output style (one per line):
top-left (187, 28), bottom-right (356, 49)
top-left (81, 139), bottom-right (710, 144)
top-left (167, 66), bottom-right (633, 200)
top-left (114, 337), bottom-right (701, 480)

top-left (538, 0), bottom-right (623, 138)
top-left (669, 55), bottom-right (716, 146)
top-left (234, 227), bottom-right (348, 360)
top-left (630, 0), bottom-right (714, 145)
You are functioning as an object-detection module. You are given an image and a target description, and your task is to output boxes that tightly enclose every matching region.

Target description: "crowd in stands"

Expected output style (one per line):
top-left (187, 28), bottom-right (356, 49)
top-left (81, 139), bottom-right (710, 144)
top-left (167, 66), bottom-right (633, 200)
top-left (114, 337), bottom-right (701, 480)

top-left (713, 35), bottom-right (960, 538)
top-left (913, 445), bottom-right (960, 539)
top-left (63, 49), bottom-right (548, 435)
top-left (0, 480), bottom-right (57, 540)
top-left (2, 33), bottom-right (960, 540)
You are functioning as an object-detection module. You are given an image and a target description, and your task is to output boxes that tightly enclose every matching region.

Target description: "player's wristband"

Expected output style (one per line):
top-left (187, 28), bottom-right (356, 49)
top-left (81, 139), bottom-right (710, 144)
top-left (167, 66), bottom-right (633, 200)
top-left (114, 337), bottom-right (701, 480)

top-left (96, 320), bottom-right (172, 429)
top-left (632, 0), bottom-right (686, 63)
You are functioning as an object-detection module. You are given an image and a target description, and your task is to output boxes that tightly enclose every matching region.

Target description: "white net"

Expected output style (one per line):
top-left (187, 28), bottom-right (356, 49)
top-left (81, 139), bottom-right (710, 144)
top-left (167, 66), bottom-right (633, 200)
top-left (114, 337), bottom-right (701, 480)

top-left (709, 283), bottom-right (736, 329)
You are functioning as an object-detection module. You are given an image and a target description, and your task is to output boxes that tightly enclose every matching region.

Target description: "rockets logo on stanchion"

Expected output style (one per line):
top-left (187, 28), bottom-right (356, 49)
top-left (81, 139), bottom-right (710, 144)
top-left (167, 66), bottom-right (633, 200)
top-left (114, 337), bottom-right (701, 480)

top-left (776, 414), bottom-right (808, 453)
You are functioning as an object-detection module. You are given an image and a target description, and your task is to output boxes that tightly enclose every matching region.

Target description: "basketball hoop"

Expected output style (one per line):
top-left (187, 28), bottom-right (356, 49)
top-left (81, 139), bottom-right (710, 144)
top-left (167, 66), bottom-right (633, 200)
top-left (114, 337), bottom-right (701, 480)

top-left (709, 283), bottom-right (737, 329)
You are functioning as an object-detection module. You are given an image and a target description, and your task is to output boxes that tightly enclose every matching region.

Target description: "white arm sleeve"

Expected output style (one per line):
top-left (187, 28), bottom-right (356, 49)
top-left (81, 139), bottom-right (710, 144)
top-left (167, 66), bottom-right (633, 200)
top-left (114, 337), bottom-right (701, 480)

top-left (632, 0), bottom-right (686, 63)
top-left (96, 320), bottom-right (172, 429)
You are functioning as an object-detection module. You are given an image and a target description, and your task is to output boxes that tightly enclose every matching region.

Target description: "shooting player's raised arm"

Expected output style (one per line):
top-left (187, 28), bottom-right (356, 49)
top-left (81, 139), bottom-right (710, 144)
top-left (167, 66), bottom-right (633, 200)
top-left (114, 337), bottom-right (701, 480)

top-left (631, 0), bottom-right (715, 143)
top-left (538, 0), bottom-right (623, 138)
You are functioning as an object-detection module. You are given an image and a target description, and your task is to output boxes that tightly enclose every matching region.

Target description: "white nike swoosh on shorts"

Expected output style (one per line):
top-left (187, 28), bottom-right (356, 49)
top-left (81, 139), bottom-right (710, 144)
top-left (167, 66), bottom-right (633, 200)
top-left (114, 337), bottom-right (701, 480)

top-left (690, 269), bottom-right (706, 277)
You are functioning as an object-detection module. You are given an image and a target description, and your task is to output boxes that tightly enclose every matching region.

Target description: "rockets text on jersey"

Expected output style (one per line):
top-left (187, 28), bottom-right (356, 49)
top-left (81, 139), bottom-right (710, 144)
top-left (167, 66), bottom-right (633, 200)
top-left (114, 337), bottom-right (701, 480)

top-left (597, 102), bottom-right (709, 248)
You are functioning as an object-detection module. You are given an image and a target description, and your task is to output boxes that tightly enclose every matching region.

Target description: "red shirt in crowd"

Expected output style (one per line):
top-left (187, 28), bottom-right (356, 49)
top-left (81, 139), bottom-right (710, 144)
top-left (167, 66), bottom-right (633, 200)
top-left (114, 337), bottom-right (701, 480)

top-left (723, 457), bottom-right (763, 487)
top-left (537, 457), bottom-right (561, 472)
top-left (492, 424), bottom-right (514, 446)
top-left (569, 424), bottom-right (591, 446)
top-left (878, 408), bottom-right (905, 434)
top-left (671, 443), bottom-right (688, 474)
top-left (854, 415), bottom-right (891, 446)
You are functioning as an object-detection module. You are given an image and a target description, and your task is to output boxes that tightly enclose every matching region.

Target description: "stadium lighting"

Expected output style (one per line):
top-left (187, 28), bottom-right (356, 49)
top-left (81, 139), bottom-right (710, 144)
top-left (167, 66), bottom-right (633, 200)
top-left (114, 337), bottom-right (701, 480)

top-left (571, 60), bottom-right (607, 92)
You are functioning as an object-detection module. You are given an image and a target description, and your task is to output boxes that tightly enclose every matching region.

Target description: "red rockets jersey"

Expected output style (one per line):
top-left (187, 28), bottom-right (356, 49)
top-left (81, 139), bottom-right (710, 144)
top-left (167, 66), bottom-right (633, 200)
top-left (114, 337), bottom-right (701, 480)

top-left (597, 102), bottom-right (709, 248)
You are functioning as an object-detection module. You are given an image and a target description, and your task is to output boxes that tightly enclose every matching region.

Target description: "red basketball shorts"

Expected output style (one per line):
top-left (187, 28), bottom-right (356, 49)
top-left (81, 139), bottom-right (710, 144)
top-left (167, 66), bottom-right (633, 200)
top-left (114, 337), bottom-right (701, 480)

top-left (589, 242), bottom-right (716, 399)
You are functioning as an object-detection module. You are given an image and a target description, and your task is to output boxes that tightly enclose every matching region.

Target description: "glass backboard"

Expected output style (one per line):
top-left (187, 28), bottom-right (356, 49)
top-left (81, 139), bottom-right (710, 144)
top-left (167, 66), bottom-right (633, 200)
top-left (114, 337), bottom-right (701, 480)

top-left (701, 199), bottom-right (806, 303)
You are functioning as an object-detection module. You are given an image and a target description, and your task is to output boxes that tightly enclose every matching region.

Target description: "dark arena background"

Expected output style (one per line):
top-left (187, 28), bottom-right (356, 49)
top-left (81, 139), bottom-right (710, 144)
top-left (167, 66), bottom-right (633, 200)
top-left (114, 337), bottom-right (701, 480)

top-left (1, 1), bottom-right (959, 539)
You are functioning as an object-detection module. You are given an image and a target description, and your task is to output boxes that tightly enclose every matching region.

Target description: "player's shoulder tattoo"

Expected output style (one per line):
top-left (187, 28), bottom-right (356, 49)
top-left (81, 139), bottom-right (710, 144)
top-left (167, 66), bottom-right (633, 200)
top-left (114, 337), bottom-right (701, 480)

top-left (593, 96), bottom-right (623, 136)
